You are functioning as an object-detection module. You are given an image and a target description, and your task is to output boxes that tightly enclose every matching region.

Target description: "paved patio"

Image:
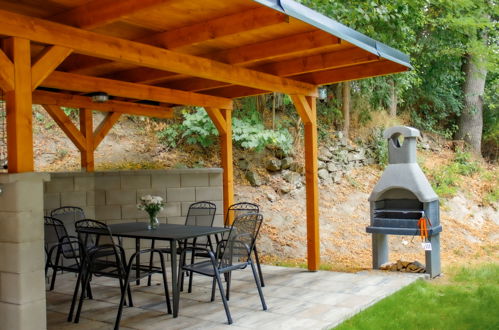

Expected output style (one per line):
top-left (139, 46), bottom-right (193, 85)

top-left (46, 265), bottom-right (425, 330)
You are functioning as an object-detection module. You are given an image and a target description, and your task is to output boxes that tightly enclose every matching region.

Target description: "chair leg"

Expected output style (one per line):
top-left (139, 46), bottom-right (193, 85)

top-left (147, 239), bottom-right (156, 286)
top-left (157, 252), bottom-right (172, 314)
top-left (67, 264), bottom-right (85, 322)
top-left (250, 261), bottom-right (267, 311)
top-left (215, 271), bottom-right (233, 325)
top-left (86, 281), bottom-right (93, 299)
top-left (50, 248), bottom-right (62, 291)
top-left (226, 272), bottom-right (231, 301)
top-left (114, 271), bottom-right (133, 330)
top-left (210, 277), bottom-right (216, 302)
top-left (74, 268), bottom-right (92, 323)
top-left (253, 247), bottom-right (265, 287)
top-left (188, 251), bottom-right (195, 293)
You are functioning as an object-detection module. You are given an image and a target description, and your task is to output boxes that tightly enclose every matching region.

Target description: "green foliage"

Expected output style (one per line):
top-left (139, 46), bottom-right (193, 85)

top-left (62, 107), bottom-right (79, 119)
top-left (429, 148), bottom-right (481, 197)
top-left (156, 107), bottom-right (293, 154)
top-left (232, 118), bottom-right (293, 154)
top-left (181, 108), bottom-right (218, 147)
top-left (335, 263), bottom-right (499, 330)
top-left (370, 128), bottom-right (388, 167)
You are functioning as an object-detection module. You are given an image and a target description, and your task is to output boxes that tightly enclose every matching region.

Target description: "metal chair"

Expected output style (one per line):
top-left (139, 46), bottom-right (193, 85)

top-left (44, 216), bottom-right (84, 291)
top-left (179, 213), bottom-right (267, 325)
top-left (148, 201), bottom-right (217, 292)
top-left (50, 206), bottom-right (86, 237)
top-left (224, 202), bottom-right (265, 288)
top-left (68, 219), bottom-right (171, 325)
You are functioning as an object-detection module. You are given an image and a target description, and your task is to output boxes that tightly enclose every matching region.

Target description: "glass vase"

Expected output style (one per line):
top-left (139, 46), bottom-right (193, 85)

top-left (148, 214), bottom-right (160, 230)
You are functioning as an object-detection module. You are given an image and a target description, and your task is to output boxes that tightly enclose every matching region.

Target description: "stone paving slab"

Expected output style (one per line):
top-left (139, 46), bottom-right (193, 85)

top-left (46, 265), bottom-right (425, 330)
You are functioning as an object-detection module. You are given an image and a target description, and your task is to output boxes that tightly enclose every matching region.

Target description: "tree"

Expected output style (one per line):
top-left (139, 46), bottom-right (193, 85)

top-left (342, 81), bottom-right (351, 140)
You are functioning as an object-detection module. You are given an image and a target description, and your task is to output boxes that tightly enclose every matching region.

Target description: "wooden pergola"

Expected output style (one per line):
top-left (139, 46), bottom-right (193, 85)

top-left (0, 0), bottom-right (410, 270)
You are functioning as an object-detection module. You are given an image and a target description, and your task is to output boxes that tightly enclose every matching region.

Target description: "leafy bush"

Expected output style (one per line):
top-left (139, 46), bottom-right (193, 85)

top-left (370, 128), bottom-right (388, 167)
top-left (156, 107), bottom-right (293, 154)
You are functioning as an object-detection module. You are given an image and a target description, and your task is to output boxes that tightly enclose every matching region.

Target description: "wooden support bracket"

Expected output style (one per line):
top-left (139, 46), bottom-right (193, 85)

top-left (93, 112), bottom-right (122, 150)
top-left (42, 105), bottom-right (86, 152)
top-left (31, 45), bottom-right (73, 90)
top-left (0, 48), bottom-right (14, 91)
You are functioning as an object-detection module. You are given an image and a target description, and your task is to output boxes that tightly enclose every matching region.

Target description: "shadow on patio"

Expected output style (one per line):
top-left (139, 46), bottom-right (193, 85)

top-left (47, 264), bottom-right (424, 329)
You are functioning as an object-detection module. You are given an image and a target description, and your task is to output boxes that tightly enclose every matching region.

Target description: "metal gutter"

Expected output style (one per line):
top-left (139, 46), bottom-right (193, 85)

top-left (252, 0), bottom-right (412, 69)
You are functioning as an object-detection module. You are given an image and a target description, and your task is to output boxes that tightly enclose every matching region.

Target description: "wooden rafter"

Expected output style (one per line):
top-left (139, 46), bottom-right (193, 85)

top-left (31, 91), bottom-right (173, 119)
top-left (41, 71), bottom-right (232, 109)
top-left (141, 6), bottom-right (289, 49)
top-left (50, 0), bottom-right (173, 29)
top-left (42, 105), bottom-right (86, 152)
top-left (294, 60), bottom-right (408, 85)
top-left (0, 9), bottom-right (317, 96)
top-left (205, 107), bottom-right (227, 135)
top-left (165, 48), bottom-right (380, 92)
top-left (0, 48), bottom-right (14, 91)
top-left (107, 30), bottom-right (341, 85)
top-left (31, 45), bottom-right (73, 90)
top-left (93, 112), bottom-right (122, 150)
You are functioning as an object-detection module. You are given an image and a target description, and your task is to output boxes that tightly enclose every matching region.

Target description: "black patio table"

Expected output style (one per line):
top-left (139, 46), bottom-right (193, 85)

top-left (107, 222), bottom-right (229, 318)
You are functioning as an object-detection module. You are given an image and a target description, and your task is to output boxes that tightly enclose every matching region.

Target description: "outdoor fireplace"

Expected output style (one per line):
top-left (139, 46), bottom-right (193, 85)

top-left (366, 126), bottom-right (442, 278)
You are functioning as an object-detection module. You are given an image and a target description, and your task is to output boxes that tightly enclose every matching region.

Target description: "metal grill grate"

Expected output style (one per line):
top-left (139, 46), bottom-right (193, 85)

top-left (0, 89), bottom-right (6, 170)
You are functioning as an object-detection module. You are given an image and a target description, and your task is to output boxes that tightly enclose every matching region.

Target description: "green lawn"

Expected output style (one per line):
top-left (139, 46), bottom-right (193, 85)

top-left (335, 264), bottom-right (499, 330)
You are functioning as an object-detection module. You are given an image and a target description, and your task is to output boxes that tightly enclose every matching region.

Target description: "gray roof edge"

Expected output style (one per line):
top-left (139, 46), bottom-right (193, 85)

top-left (383, 126), bottom-right (421, 139)
top-left (252, 0), bottom-right (412, 70)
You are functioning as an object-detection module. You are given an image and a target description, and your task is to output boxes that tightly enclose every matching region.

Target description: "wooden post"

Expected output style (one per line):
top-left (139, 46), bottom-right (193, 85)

top-left (4, 37), bottom-right (33, 173)
top-left (79, 108), bottom-right (94, 171)
top-left (291, 95), bottom-right (320, 271)
top-left (220, 108), bottom-right (234, 224)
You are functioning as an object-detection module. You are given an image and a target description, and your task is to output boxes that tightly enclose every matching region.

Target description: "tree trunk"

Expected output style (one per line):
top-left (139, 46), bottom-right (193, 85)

top-left (342, 81), bottom-right (350, 141)
top-left (389, 79), bottom-right (397, 117)
top-left (455, 52), bottom-right (487, 155)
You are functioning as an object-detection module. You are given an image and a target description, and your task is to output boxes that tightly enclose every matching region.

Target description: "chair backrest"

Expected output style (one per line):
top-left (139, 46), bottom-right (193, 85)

top-left (224, 202), bottom-right (259, 227)
top-left (75, 219), bottom-right (120, 262)
top-left (185, 201), bottom-right (217, 227)
top-left (219, 213), bottom-right (263, 269)
top-left (44, 216), bottom-right (79, 259)
top-left (51, 206), bottom-right (86, 237)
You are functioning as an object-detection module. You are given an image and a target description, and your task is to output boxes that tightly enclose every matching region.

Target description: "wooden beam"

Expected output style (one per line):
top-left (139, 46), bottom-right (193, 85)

top-left (219, 109), bottom-right (234, 224)
top-left (109, 30), bottom-right (341, 85)
top-left (41, 71), bottom-right (233, 109)
top-left (0, 48), bottom-right (14, 91)
top-left (0, 9), bottom-right (317, 96)
top-left (32, 90), bottom-right (173, 118)
top-left (290, 95), bottom-right (313, 124)
top-left (50, 0), bottom-right (172, 29)
top-left (79, 108), bottom-right (94, 171)
top-left (294, 60), bottom-right (409, 85)
top-left (141, 7), bottom-right (289, 49)
top-left (31, 45), bottom-right (73, 90)
top-left (42, 105), bottom-right (86, 152)
top-left (93, 112), bottom-right (121, 150)
top-left (205, 107), bottom-right (227, 135)
top-left (292, 95), bottom-right (320, 271)
top-left (165, 48), bottom-right (379, 92)
top-left (4, 37), bottom-right (33, 173)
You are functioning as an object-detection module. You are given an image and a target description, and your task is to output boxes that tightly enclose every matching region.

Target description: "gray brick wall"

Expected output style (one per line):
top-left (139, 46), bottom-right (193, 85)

top-left (43, 169), bottom-right (224, 225)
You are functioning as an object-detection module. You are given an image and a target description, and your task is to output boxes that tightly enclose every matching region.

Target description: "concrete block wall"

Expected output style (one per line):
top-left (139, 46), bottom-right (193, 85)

top-left (43, 169), bottom-right (224, 253)
top-left (0, 172), bottom-right (50, 330)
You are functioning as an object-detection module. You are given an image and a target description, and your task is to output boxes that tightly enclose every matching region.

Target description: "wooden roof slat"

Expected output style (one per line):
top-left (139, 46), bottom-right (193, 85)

top-left (49, 0), bottom-right (174, 29)
top-left (106, 30), bottom-right (341, 85)
top-left (0, 9), bottom-right (317, 96)
top-left (33, 90), bottom-right (174, 119)
top-left (139, 6), bottom-right (289, 49)
top-left (165, 48), bottom-right (380, 92)
top-left (292, 60), bottom-right (408, 85)
top-left (41, 71), bottom-right (233, 109)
